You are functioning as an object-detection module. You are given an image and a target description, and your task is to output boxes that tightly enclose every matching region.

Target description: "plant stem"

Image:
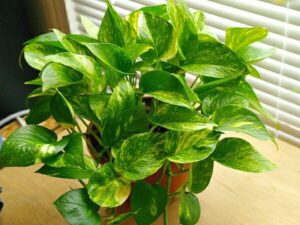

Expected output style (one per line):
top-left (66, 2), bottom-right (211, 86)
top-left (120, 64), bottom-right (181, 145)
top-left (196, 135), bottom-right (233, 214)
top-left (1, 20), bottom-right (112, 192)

top-left (66, 128), bottom-right (72, 134)
top-left (79, 117), bottom-right (89, 129)
top-left (149, 125), bottom-right (158, 133)
top-left (164, 163), bottom-right (172, 225)
top-left (75, 122), bottom-right (100, 161)
top-left (87, 127), bottom-right (104, 147)
top-left (190, 76), bottom-right (199, 89)
top-left (168, 191), bottom-right (181, 198)
top-left (156, 163), bottom-right (168, 184)
top-left (171, 168), bottom-right (189, 177)
top-left (78, 179), bottom-right (86, 187)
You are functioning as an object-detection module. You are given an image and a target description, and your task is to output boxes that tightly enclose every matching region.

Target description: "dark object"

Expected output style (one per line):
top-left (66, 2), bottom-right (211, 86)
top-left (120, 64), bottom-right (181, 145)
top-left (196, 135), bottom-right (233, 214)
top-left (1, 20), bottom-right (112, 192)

top-left (0, 0), bottom-right (35, 119)
top-left (0, 186), bottom-right (3, 213)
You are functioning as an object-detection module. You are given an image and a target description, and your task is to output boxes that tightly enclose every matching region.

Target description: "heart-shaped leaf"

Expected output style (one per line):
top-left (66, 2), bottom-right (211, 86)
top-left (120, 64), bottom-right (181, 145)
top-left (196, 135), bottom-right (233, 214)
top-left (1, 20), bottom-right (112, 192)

top-left (137, 12), bottom-right (177, 60)
top-left (41, 63), bottom-right (83, 92)
top-left (165, 130), bottom-right (219, 163)
top-left (0, 125), bottom-right (59, 167)
top-left (102, 80), bottom-right (148, 147)
top-left (114, 133), bottom-right (166, 181)
top-left (84, 43), bottom-right (132, 73)
top-left (80, 16), bottom-right (99, 39)
top-left (129, 4), bottom-right (168, 21)
top-left (235, 81), bottom-right (274, 122)
top-left (131, 181), bottom-right (167, 225)
top-left (38, 133), bottom-right (96, 179)
top-left (53, 29), bottom-right (90, 55)
top-left (25, 88), bottom-right (54, 124)
top-left (140, 71), bottom-right (197, 109)
top-left (237, 45), bottom-right (276, 63)
top-left (98, 0), bottom-right (136, 46)
top-left (87, 163), bottom-right (131, 207)
top-left (45, 52), bottom-right (105, 93)
top-left (67, 94), bottom-right (110, 126)
top-left (201, 90), bottom-right (249, 115)
top-left (43, 133), bottom-right (84, 167)
top-left (180, 192), bottom-right (201, 225)
top-left (213, 105), bottom-right (271, 140)
top-left (123, 43), bottom-right (153, 61)
top-left (212, 137), bottom-right (277, 172)
top-left (25, 32), bottom-right (64, 48)
top-left (23, 43), bottom-right (65, 70)
top-left (54, 188), bottom-right (101, 225)
top-left (181, 41), bottom-right (246, 78)
top-left (167, 0), bottom-right (199, 57)
top-left (225, 27), bottom-right (268, 51)
top-left (150, 104), bottom-right (214, 131)
top-left (36, 166), bottom-right (94, 179)
top-left (188, 157), bottom-right (214, 193)
top-left (51, 91), bottom-right (75, 126)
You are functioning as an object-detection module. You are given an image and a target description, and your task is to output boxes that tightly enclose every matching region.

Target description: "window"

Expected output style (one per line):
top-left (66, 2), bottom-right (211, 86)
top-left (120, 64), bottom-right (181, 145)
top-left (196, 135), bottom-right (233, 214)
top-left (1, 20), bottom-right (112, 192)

top-left (64, 0), bottom-right (300, 147)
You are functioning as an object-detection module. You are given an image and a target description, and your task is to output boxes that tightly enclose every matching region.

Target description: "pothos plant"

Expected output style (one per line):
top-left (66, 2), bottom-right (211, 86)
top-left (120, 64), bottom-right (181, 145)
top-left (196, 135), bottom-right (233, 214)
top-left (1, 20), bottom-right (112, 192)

top-left (0, 0), bottom-right (277, 224)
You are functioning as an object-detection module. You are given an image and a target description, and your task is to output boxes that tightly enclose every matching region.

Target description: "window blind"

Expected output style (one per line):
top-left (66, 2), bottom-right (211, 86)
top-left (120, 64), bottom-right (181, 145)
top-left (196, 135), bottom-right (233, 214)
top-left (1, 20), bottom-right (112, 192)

top-left (64, 0), bottom-right (300, 147)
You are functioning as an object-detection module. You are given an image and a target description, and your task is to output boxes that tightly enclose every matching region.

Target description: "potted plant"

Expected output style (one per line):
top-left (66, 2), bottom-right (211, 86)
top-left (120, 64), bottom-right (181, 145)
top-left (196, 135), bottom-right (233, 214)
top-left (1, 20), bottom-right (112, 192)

top-left (0, 0), bottom-right (277, 224)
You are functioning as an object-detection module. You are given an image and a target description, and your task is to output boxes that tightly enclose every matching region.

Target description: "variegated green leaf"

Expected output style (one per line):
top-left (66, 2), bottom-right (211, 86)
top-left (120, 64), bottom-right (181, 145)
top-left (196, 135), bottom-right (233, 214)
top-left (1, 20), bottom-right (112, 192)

top-left (36, 166), bottom-right (94, 179)
top-left (51, 91), bottom-right (75, 126)
top-left (0, 125), bottom-right (60, 167)
top-left (41, 63), bottom-right (83, 92)
top-left (150, 104), bottom-right (214, 131)
top-left (98, 0), bottom-right (136, 46)
top-left (181, 41), bottom-right (246, 78)
top-left (45, 52), bottom-right (105, 92)
top-left (225, 27), bottom-right (268, 51)
top-left (102, 80), bottom-right (148, 147)
top-left (188, 157), bottom-right (214, 193)
top-left (167, 0), bottom-right (198, 58)
top-left (237, 45), bottom-right (276, 63)
top-left (235, 81), bottom-right (274, 121)
top-left (212, 138), bottom-right (277, 172)
top-left (84, 43), bottom-right (132, 73)
top-left (138, 12), bottom-right (177, 60)
top-left (26, 88), bottom-right (54, 124)
top-left (24, 32), bottom-right (64, 48)
top-left (54, 188), bottom-right (101, 225)
top-left (80, 16), bottom-right (99, 39)
top-left (180, 192), bottom-right (201, 225)
top-left (53, 29), bottom-right (90, 55)
top-left (43, 133), bottom-right (83, 168)
top-left (165, 130), bottom-right (219, 163)
top-left (201, 90), bottom-right (249, 115)
top-left (123, 43), bottom-right (153, 61)
top-left (131, 181), bottom-right (167, 225)
top-left (114, 133), bottom-right (166, 181)
top-left (87, 163), bottom-right (131, 207)
top-left (67, 94), bottom-right (109, 126)
top-left (236, 81), bottom-right (274, 121)
top-left (140, 71), bottom-right (197, 109)
top-left (129, 4), bottom-right (168, 23)
top-left (23, 43), bottom-right (65, 70)
top-left (213, 105), bottom-right (271, 140)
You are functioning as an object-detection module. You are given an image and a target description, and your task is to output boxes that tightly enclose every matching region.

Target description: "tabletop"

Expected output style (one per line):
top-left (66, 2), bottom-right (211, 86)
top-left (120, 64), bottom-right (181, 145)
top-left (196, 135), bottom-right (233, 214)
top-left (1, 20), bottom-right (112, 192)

top-left (0, 118), bottom-right (299, 225)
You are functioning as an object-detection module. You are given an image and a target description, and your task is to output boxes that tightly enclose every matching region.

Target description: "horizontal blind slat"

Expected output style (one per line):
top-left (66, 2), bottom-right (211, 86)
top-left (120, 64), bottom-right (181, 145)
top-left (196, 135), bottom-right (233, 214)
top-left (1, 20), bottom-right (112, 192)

top-left (248, 76), bottom-right (300, 107)
top-left (186, 0), bottom-right (300, 40)
top-left (211, 0), bottom-right (300, 26)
